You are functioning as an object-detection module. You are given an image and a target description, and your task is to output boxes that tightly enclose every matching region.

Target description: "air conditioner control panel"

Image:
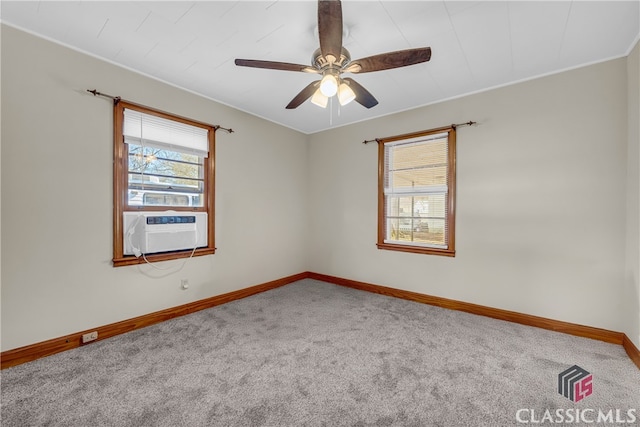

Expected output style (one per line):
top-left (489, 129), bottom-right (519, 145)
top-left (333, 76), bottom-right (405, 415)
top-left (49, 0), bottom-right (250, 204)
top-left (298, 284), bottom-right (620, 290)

top-left (145, 215), bottom-right (195, 225)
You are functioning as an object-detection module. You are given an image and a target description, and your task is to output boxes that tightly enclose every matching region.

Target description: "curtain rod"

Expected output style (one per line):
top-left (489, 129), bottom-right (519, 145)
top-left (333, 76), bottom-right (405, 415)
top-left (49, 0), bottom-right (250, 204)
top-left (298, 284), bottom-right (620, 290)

top-left (87, 89), bottom-right (234, 134)
top-left (362, 121), bottom-right (477, 144)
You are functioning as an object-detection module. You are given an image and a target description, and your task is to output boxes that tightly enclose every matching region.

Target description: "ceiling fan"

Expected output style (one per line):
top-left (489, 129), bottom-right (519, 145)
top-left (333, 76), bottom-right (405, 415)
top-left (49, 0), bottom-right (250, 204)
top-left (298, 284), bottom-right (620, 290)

top-left (234, 0), bottom-right (431, 110)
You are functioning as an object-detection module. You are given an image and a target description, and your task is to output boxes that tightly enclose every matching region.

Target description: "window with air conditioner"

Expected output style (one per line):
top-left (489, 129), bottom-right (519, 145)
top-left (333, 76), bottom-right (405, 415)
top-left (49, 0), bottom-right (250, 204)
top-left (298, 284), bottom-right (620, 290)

top-left (113, 101), bottom-right (216, 267)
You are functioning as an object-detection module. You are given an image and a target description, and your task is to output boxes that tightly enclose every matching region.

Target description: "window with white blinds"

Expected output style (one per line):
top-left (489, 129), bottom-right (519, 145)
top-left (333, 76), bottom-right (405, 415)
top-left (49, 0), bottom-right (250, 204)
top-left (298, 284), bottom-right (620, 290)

top-left (123, 108), bottom-right (210, 208)
top-left (378, 126), bottom-right (456, 256)
top-left (113, 101), bottom-right (216, 266)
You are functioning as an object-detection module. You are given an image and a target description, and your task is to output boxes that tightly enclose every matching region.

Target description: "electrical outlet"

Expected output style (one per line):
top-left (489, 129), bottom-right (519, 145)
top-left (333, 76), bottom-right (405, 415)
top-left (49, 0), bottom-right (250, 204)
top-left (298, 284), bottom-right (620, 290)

top-left (82, 331), bottom-right (98, 344)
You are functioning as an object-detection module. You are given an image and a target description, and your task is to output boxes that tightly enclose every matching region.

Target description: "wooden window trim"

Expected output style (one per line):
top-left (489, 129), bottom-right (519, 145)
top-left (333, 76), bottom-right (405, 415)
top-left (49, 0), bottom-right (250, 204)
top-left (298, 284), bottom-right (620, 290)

top-left (377, 125), bottom-right (456, 257)
top-left (112, 100), bottom-right (216, 267)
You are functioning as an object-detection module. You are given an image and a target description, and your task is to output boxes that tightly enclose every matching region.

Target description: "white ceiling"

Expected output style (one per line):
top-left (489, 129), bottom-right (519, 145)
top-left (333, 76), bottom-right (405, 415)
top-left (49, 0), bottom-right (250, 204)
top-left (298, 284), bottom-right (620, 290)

top-left (1, 1), bottom-right (639, 134)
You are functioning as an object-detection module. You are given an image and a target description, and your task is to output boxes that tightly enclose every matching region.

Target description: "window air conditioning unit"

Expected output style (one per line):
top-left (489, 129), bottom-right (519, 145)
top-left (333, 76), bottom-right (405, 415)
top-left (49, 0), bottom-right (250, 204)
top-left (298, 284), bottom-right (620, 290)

top-left (123, 211), bottom-right (207, 256)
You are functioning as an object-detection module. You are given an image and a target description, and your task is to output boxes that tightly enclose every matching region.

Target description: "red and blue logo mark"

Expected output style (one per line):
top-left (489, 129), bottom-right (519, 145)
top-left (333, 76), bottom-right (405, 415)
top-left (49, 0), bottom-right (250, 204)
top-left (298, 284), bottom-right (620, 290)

top-left (558, 365), bottom-right (593, 402)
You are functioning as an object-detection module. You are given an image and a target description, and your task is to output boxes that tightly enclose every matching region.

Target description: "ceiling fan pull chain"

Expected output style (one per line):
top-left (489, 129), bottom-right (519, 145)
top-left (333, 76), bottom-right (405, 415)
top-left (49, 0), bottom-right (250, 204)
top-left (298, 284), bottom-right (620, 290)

top-left (330, 96), bottom-right (334, 126)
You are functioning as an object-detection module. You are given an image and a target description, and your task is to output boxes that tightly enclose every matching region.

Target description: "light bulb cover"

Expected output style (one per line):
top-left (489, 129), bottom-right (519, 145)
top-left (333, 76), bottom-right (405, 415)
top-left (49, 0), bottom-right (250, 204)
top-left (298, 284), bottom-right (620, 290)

top-left (338, 82), bottom-right (356, 106)
top-left (311, 89), bottom-right (328, 108)
top-left (319, 74), bottom-right (338, 97)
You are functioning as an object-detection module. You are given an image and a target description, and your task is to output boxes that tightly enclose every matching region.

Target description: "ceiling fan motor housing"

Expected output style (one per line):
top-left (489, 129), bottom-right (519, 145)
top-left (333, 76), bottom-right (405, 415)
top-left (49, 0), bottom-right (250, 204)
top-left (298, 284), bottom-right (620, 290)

top-left (312, 47), bottom-right (351, 71)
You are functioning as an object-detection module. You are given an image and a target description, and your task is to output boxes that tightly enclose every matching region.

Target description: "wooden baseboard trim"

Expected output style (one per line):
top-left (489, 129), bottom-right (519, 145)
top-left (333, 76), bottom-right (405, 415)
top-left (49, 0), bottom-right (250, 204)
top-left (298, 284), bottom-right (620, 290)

top-left (308, 272), bottom-right (640, 370)
top-left (4, 271), bottom-right (639, 371)
top-left (622, 334), bottom-right (640, 369)
top-left (1, 272), bottom-right (310, 370)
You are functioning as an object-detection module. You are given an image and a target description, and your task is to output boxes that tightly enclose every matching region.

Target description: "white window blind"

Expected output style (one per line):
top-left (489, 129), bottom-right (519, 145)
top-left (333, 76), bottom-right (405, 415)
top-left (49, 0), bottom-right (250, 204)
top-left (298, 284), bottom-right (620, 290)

top-left (123, 108), bottom-right (209, 157)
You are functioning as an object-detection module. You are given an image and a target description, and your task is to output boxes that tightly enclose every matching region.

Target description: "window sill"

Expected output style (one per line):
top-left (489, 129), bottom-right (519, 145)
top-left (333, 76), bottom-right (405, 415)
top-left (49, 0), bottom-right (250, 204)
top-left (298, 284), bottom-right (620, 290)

top-left (376, 242), bottom-right (455, 257)
top-left (113, 247), bottom-right (216, 267)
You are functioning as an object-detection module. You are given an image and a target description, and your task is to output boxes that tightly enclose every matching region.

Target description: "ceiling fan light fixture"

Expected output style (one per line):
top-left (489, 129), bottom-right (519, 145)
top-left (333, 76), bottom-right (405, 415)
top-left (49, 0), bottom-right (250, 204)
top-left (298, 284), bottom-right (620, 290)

top-left (234, 0), bottom-right (429, 110)
top-left (311, 89), bottom-right (329, 108)
top-left (338, 81), bottom-right (356, 106)
top-left (319, 73), bottom-right (338, 97)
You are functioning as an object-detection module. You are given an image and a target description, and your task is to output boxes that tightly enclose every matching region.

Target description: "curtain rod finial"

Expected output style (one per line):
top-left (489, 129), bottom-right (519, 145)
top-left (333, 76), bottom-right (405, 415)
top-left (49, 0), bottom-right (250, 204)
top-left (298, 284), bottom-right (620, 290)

top-left (214, 125), bottom-right (234, 134)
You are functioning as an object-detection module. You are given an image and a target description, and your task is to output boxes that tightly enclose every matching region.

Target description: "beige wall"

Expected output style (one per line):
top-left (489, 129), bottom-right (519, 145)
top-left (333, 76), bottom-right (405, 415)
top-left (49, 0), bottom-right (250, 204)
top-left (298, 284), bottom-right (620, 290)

top-left (625, 40), bottom-right (640, 348)
top-left (2, 24), bottom-right (638, 352)
top-left (0, 26), bottom-right (309, 351)
top-left (308, 56), bottom-right (631, 334)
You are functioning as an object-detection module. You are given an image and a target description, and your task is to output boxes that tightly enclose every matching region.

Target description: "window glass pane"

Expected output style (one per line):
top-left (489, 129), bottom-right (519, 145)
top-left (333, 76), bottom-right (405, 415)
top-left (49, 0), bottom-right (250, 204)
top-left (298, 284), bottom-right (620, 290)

top-left (398, 197), bottom-right (412, 217)
top-left (127, 143), bottom-right (204, 207)
top-left (143, 193), bottom-right (190, 206)
top-left (388, 197), bottom-right (400, 217)
top-left (399, 218), bottom-right (415, 241)
top-left (391, 139), bottom-right (447, 170)
top-left (413, 195), bottom-right (446, 218)
top-left (128, 145), bottom-right (201, 179)
top-left (386, 216), bottom-right (446, 246)
top-left (390, 165), bottom-right (447, 189)
top-left (385, 138), bottom-right (448, 193)
top-left (385, 193), bottom-right (447, 246)
top-left (387, 218), bottom-right (402, 241)
top-left (128, 174), bottom-right (202, 191)
top-left (411, 219), bottom-right (446, 246)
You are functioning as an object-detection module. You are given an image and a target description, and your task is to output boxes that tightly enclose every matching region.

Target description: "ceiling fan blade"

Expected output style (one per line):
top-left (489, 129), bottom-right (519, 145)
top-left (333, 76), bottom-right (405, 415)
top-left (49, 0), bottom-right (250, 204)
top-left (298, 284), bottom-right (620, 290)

top-left (286, 81), bottom-right (321, 109)
top-left (235, 59), bottom-right (318, 73)
top-left (345, 47), bottom-right (432, 73)
top-left (318, 0), bottom-right (343, 62)
top-left (342, 78), bottom-right (378, 109)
